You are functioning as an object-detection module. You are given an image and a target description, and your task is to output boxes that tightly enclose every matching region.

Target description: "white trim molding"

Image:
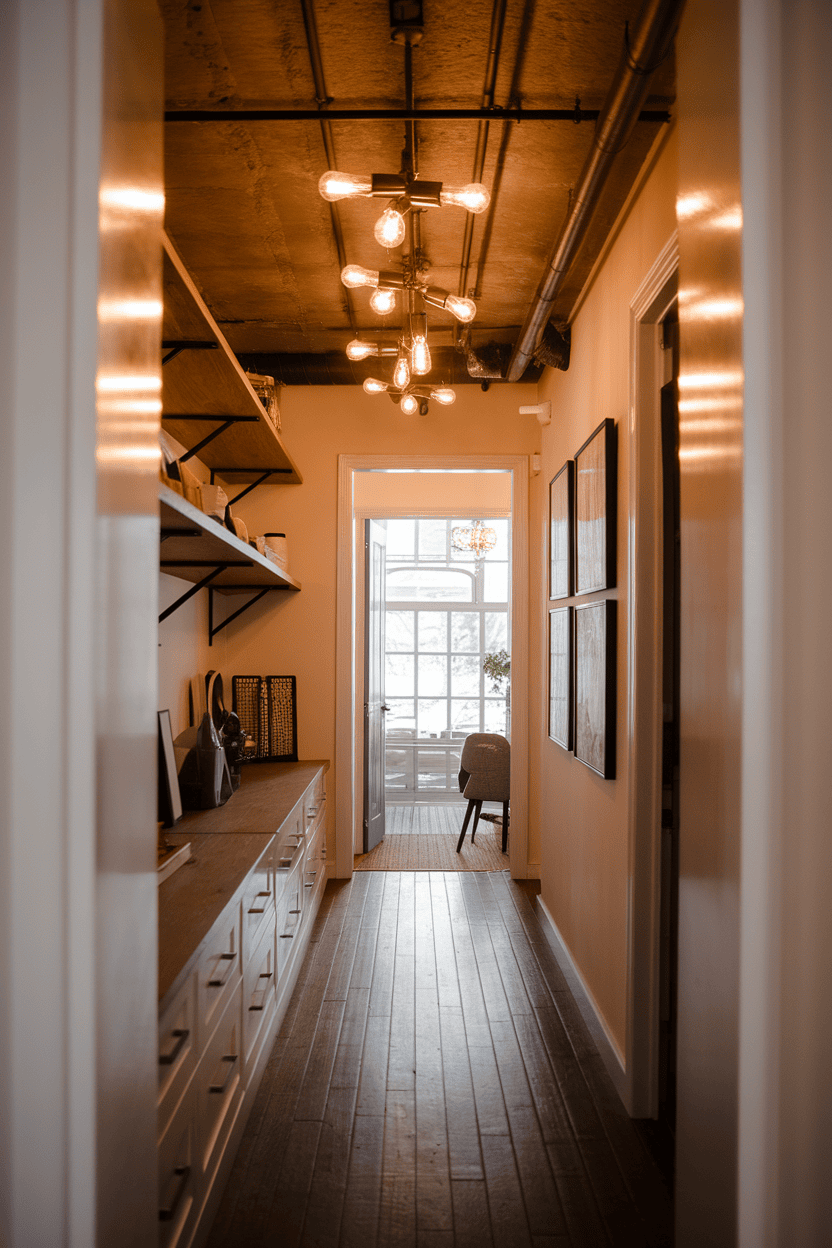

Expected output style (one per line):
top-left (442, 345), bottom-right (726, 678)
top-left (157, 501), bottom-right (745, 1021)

top-left (534, 897), bottom-right (627, 1100)
top-left (336, 454), bottom-right (530, 879)
top-left (624, 232), bottom-right (679, 1116)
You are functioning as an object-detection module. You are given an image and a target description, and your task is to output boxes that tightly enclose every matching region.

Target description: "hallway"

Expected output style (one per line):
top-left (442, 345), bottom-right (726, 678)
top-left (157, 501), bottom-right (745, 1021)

top-left (206, 872), bottom-right (672, 1247)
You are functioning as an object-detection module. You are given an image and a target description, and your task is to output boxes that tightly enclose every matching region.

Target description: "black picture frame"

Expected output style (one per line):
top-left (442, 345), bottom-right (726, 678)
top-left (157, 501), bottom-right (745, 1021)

top-left (158, 709), bottom-right (183, 827)
top-left (549, 461), bottom-right (574, 599)
top-left (574, 418), bottom-right (617, 595)
top-left (548, 607), bottom-right (573, 750)
top-left (574, 600), bottom-right (616, 779)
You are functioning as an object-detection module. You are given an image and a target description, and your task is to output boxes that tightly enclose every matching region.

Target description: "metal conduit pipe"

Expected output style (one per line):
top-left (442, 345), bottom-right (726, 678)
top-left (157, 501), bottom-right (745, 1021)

top-left (505, 0), bottom-right (683, 381)
top-left (237, 349), bottom-right (541, 387)
top-left (456, 0), bottom-right (509, 304)
top-left (299, 0), bottom-right (358, 335)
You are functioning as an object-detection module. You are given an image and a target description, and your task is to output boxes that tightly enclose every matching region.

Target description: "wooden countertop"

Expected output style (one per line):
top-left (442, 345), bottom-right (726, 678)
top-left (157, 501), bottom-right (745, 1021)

top-left (158, 759), bottom-right (329, 1005)
top-left (173, 759), bottom-right (328, 836)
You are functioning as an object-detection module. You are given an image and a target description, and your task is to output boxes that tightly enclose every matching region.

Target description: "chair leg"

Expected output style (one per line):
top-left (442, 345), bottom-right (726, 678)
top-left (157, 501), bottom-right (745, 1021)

top-left (501, 801), bottom-right (509, 853)
top-left (456, 800), bottom-right (475, 854)
top-left (470, 800), bottom-right (483, 841)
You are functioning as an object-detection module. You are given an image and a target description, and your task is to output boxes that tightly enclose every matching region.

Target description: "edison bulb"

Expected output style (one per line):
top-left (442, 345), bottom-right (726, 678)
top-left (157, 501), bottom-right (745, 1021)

top-left (319, 171), bottom-right (373, 202)
top-left (346, 339), bottom-right (378, 361)
top-left (341, 264), bottom-right (380, 289)
top-left (444, 294), bottom-right (477, 323)
top-left (411, 335), bottom-right (431, 375)
top-left (430, 387), bottom-right (456, 405)
top-left (374, 208), bottom-right (406, 249)
top-left (363, 377), bottom-right (388, 394)
top-left (400, 393), bottom-right (419, 415)
top-left (439, 183), bottom-right (491, 214)
top-left (369, 288), bottom-right (397, 316)
top-left (393, 350), bottom-right (411, 391)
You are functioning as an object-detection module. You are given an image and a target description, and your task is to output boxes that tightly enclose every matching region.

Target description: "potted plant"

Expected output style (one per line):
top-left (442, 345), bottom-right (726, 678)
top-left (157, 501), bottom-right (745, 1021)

top-left (483, 649), bottom-right (511, 734)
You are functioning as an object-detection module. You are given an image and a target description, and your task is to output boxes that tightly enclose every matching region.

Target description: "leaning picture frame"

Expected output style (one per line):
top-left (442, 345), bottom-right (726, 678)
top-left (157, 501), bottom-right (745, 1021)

top-left (548, 460), bottom-right (574, 599)
top-left (574, 599), bottom-right (616, 778)
top-left (157, 709), bottom-right (183, 827)
top-left (574, 418), bottom-right (617, 594)
top-left (548, 606), bottom-right (573, 750)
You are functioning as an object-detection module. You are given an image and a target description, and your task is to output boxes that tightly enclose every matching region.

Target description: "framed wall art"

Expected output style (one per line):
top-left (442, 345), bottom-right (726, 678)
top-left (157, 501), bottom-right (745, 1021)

top-left (574, 599), bottom-right (616, 779)
top-left (574, 418), bottom-right (616, 594)
top-left (548, 460), bottom-right (574, 599)
top-left (548, 606), bottom-right (573, 750)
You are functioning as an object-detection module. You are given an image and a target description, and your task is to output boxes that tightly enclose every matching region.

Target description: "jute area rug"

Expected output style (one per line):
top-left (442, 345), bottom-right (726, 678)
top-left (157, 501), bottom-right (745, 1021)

top-left (354, 803), bottom-right (508, 872)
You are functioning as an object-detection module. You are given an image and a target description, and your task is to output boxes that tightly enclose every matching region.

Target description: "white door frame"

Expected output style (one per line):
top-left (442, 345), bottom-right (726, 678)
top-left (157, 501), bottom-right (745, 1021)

top-left (336, 454), bottom-right (529, 879)
top-left (624, 233), bottom-right (679, 1115)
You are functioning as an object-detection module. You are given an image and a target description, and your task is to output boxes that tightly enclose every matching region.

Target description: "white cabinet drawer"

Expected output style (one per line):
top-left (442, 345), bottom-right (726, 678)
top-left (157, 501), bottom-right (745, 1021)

top-left (158, 972), bottom-right (197, 1139)
top-left (303, 774), bottom-right (325, 831)
top-left (240, 837), bottom-right (276, 960)
top-left (243, 924), bottom-right (277, 1074)
top-left (276, 860), bottom-right (304, 978)
top-left (158, 1081), bottom-right (199, 1248)
top-left (197, 910), bottom-right (241, 1041)
top-left (197, 979), bottom-right (243, 1188)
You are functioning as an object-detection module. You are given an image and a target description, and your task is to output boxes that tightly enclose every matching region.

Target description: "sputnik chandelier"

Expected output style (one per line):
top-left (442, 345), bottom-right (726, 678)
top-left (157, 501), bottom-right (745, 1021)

top-left (317, 11), bottom-right (491, 416)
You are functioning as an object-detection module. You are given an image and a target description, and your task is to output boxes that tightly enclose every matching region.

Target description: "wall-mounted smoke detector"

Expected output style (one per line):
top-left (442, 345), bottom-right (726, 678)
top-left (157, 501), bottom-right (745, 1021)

top-left (519, 401), bottom-right (551, 426)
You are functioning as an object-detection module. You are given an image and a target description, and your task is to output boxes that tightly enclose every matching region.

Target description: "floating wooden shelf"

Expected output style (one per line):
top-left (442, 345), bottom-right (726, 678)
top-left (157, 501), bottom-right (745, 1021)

top-left (159, 485), bottom-right (301, 593)
top-left (161, 230), bottom-right (302, 485)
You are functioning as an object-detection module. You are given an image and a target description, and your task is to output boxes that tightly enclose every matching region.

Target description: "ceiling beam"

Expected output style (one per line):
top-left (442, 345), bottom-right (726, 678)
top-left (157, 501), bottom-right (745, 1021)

top-left (164, 107), bottom-right (672, 124)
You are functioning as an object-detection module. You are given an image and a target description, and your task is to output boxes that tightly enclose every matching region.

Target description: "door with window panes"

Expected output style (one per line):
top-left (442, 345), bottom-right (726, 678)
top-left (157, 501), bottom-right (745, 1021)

top-left (383, 517), bottom-right (510, 800)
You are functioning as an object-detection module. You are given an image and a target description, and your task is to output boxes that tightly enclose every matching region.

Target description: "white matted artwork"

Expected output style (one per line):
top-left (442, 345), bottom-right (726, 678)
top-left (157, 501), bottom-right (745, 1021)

top-left (574, 599), bottom-right (616, 778)
top-left (574, 418), bottom-right (616, 594)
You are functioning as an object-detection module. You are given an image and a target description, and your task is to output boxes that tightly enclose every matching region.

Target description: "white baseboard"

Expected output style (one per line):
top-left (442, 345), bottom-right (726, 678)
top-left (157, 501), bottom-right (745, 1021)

top-left (534, 896), bottom-right (629, 1106)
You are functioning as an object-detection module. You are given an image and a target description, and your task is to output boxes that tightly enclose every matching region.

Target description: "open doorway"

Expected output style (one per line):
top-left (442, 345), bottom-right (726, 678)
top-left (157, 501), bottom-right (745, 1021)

top-left (335, 455), bottom-right (529, 880)
top-left (361, 514), bottom-right (511, 868)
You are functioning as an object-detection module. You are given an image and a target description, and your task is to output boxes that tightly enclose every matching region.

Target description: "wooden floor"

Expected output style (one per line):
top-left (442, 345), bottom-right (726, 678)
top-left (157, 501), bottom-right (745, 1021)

top-left (206, 872), bottom-right (672, 1248)
top-left (386, 805), bottom-right (469, 835)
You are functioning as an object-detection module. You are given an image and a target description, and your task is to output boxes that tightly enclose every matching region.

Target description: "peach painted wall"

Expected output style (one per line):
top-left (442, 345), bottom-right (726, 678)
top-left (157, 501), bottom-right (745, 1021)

top-left (529, 129), bottom-right (678, 1056)
top-left (204, 383), bottom-right (538, 857)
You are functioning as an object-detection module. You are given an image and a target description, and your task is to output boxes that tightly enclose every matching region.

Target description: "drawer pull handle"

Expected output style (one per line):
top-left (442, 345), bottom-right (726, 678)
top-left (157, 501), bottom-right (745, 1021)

top-left (248, 890), bottom-right (272, 914)
top-left (249, 972), bottom-right (273, 1012)
top-left (289, 908), bottom-right (301, 915)
top-left (159, 1164), bottom-right (191, 1222)
top-left (280, 932), bottom-right (294, 939)
top-left (306, 870), bottom-right (317, 877)
top-left (209, 1054), bottom-right (238, 1094)
top-left (159, 1028), bottom-right (189, 1067)
top-left (208, 952), bottom-right (235, 988)
top-left (304, 882), bottom-right (313, 888)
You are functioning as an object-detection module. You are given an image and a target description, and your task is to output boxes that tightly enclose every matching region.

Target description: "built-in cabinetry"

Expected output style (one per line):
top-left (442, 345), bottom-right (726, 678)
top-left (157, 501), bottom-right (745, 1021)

top-left (159, 230), bottom-right (301, 639)
top-left (157, 762), bottom-right (328, 1248)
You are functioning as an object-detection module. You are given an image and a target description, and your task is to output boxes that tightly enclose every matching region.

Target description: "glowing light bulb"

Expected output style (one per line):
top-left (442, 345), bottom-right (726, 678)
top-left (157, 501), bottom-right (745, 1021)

top-left (444, 294), bottom-right (477, 323)
top-left (341, 264), bottom-right (380, 289)
top-left (400, 394), bottom-right (419, 415)
top-left (363, 377), bottom-right (389, 394)
top-left (430, 387), bottom-right (456, 405)
top-left (369, 287), bottom-right (397, 315)
top-left (319, 171), bottom-right (373, 202)
top-left (411, 335), bottom-right (431, 375)
top-left (393, 350), bottom-right (411, 391)
top-left (374, 208), bottom-right (406, 248)
top-left (346, 339), bottom-right (378, 361)
top-left (439, 183), bottom-right (491, 214)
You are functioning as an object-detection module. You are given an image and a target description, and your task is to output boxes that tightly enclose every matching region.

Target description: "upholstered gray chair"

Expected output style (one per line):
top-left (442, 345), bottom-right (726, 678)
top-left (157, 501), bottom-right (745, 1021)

top-left (456, 733), bottom-right (510, 854)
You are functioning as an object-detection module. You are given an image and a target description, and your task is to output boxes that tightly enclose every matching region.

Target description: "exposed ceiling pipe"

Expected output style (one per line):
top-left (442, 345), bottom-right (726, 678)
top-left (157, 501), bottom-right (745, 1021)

top-left (505, 0), bottom-right (683, 381)
top-left (238, 349), bottom-right (541, 387)
top-left (299, 0), bottom-right (358, 336)
top-left (455, 0), bottom-right (509, 306)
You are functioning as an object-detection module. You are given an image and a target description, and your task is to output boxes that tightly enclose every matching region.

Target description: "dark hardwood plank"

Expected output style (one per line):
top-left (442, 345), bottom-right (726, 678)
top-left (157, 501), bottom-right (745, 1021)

top-left (415, 987), bottom-right (452, 1232)
top-left (467, 921), bottom-right (513, 1024)
top-left (414, 873), bottom-right (437, 994)
top-left (439, 1006), bottom-right (483, 1181)
top-left (508, 1104), bottom-right (568, 1238)
top-left (368, 874), bottom-right (400, 1018)
top-left (340, 1113), bottom-right (384, 1248)
top-left (416, 1233), bottom-right (454, 1248)
top-left (330, 985), bottom-right (371, 1090)
top-left (355, 1012), bottom-right (392, 1117)
top-left (579, 1135), bottom-right (664, 1248)
top-left (300, 1083), bottom-right (358, 1248)
top-left (258, 1119), bottom-right (323, 1248)
top-left (293, 996), bottom-right (347, 1124)
top-left (547, 1140), bottom-right (613, 1248)
top-left (429, 875), bottom-right (462, 1012)
top-left (378, 1088), bottom-right (417, 1247)
top-left (510, 1014), bottom-right (577, 1147)
top-left (467, 1041), bottom-right (511, 1138)
top-left (533, 1005), bottom-right (608, 1142)
top-left (451, 1180), bottom-right (493, 1248)
top-left (387, 874), bottom-right (416, 1092)
top-left (480, 1133), bottom-right (533, 1247)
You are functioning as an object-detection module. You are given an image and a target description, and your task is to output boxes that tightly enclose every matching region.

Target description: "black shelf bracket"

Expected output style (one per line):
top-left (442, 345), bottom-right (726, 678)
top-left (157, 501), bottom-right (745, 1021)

top-left (160, 527), bottom-right (202, 542)
top-left (209, 586), bottom-right (271, 646)
top-left (159, 565), bottom-right (228, 623)
top-left (162, 340), bottom-right (220, 365)
top-left (170, 416), bottom-right (259, 464)
top-left (227, 469), bottom-right (279, 506)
